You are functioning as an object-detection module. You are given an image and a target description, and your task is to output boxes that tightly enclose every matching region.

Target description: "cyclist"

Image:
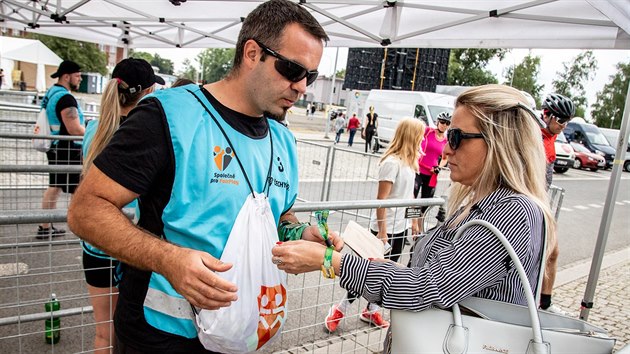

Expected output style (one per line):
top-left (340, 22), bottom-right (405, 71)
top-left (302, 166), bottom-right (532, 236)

top-left (540, 93), bottom-right (575, 315)
top-left (414, 111), bottom-right (450, 233)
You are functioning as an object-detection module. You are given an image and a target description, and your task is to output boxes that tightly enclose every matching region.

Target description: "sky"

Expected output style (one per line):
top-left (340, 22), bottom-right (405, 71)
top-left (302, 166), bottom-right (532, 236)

top-left (142, 46), bottom-right (630, 117)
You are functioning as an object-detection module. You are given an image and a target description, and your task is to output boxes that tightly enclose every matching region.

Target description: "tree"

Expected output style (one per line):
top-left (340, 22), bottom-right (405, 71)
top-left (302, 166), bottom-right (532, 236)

top-left (447, 49), bottom-right (509, 86)
top-left (128, 50), bottom-right (175, 75)
top-left (551, 51), bottom-right (598, 118)
top-left (179, 48), bottom-right (234, 83)
top-left (28, 34), bottom-right (107, 75)
top-left (591, 61), bottom-right (630, 130)
top-left (335, 68), bottom-right (346, 79)
top-left (503, 54), bottom-right (544, 107)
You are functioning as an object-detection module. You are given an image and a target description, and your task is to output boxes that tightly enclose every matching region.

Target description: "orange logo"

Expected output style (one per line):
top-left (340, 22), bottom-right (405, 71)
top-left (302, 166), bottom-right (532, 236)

top-left (254, 284), bottom-right (287, 350)
top-left (213, 146), bottom-right (234, 171)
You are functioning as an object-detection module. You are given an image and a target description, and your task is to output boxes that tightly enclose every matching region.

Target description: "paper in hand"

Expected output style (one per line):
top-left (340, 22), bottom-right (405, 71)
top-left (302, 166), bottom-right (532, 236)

top-left (341, 220), bottom-right (384, 259)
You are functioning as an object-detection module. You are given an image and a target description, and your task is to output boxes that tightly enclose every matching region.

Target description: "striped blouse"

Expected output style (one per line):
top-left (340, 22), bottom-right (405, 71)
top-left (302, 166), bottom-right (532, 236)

top-left (339, 187), bottom-right (545, 310)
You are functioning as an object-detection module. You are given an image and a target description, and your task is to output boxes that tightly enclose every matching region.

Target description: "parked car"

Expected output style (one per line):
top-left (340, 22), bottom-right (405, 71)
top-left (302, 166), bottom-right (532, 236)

top-left (563, 119), bottom-right (615, 169)
top-left (554, 132), bottom-right (575, 174)
top-left (599, 127), bottom-right (630, 172)
top-left (571, 142), bottom-right (605, 171)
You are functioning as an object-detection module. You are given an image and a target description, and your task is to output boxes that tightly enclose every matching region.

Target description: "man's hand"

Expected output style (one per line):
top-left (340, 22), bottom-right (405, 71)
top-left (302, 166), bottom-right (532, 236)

top-left (301, 225), bottom-right (344, 251)
top-left (160, 248), bottom-right (238, 310)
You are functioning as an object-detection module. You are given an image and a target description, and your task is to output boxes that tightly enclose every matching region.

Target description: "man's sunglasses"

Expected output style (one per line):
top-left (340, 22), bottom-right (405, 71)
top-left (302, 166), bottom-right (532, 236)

top-left (447, 128), bottom-right (484, 150)
top-left (437, 119), bottom-right (451, 126)
top-left (253, 39), bottom-right (319, 86)
top-left (553, 115), bottom-right (571, 125)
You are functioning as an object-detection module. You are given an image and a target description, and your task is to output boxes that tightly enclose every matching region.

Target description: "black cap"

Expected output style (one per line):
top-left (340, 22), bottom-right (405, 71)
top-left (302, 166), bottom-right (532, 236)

top-left (112, 58), bottom-right (166, 93)
top-left (51, 60), bottom-right (81, 78)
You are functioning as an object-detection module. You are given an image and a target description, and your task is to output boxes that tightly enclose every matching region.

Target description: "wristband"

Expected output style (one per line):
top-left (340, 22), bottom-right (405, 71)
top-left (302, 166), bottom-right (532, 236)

top-left (321, 246), bottom-right (335, 279)
top-left (278, 220), bottom-right (309, 242)
top-left (314, 210), bottom-right (333, 248)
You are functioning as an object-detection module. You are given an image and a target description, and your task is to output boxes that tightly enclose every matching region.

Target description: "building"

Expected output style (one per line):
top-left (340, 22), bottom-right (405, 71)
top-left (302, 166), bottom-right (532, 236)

top-left (302, 75), bottom-right (347, 108)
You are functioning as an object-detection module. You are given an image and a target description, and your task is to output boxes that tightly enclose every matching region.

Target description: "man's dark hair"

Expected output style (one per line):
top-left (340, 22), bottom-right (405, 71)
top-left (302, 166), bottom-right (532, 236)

top-left (231, 0), bottom-right (328, 73)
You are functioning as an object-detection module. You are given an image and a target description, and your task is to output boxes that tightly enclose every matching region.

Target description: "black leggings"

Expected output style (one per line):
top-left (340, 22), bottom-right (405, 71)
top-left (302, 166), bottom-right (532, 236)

top-left (414, 173), bottom-right (436, 212)
top-left (346, 229), bottom-right (408, 304)
top-left (365, 128), bottom-right (376, 153)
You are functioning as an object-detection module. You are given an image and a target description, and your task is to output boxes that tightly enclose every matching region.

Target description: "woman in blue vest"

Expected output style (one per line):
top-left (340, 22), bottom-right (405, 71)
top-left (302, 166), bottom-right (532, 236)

top-left (81, 58), bottom-right (163, 354)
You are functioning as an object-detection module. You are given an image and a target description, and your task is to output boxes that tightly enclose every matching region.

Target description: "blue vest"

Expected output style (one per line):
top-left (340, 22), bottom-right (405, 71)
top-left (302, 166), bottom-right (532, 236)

top-left (41, 85), bottom-right (85, 144)
top-left (141, 84), bottom-right (299, 338)
top-left (82, 119), bottom-right (139, 259)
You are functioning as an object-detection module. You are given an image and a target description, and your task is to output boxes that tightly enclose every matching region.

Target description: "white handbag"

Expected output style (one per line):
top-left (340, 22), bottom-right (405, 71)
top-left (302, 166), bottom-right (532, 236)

top-left (390, 220), bottom-right (615, 354)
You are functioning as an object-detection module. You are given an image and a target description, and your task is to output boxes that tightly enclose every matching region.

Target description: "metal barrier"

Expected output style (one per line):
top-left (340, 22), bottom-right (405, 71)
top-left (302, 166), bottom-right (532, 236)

top-left (0, 198), bottom-right (444, 354)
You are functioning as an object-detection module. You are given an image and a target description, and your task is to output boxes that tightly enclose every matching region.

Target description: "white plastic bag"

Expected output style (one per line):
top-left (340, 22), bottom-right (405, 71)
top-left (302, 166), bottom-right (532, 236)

top-left (32, 109), bottom-right (51, 152)
top-left (194, 192), bottom-right (288, 353)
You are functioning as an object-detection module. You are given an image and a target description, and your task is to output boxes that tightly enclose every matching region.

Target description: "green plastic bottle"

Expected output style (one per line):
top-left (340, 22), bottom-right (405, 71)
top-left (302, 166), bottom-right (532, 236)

top-left (44, 293), bottom-right (60, 344)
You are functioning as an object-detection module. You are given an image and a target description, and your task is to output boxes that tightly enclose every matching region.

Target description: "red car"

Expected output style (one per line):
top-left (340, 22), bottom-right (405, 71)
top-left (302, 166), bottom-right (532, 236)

top-left (571, 142), bottom-right (605, 171)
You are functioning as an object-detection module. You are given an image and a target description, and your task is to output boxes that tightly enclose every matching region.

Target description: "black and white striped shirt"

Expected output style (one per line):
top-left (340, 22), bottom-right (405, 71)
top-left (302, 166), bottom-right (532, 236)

top-left (339, 187), bottom-right (544, 310)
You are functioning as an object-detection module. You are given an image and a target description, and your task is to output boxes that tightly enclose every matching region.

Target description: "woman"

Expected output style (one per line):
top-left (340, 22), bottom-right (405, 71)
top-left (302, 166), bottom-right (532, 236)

top-left (362, 106), bottom-right (378, 153)
top-left (272, 85), bottom-right (554, 343)
top-left (347, 113), bottom-right (361, 147)
top-left (322, 118), bottom-right (424, 332)
top-left (81, 58), bottom-right (163, 354)
top-left (414, 111), bottom-right (450, 232)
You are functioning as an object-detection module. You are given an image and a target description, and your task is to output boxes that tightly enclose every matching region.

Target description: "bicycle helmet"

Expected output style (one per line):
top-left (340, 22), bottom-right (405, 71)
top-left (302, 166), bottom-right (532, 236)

top-left (541, 93), bottom-right (575, 120)
top-left (436, 112), bottom-right (452, 122)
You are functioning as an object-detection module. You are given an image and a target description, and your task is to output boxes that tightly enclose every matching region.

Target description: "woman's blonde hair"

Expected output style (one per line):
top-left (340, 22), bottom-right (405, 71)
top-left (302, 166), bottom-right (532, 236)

top-left (448, 84), bottom-right (555, 242)
top-left (380, 118), bottom-right (425, 172)
top-left (82, 79), bottom-right (152, 176)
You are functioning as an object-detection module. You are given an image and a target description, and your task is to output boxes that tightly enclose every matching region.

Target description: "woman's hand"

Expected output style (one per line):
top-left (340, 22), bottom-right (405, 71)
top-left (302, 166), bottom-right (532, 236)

top-left (301, 225), bottom-right (344, 251)
top-left (271, 240), bottom-right (328, 274)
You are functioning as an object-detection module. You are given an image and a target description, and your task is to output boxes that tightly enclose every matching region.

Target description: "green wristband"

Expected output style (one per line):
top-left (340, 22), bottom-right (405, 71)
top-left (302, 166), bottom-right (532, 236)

top-left (278, 220), bottom-right (309, 242)
top-left (321, 247), bottom-right (335, 279)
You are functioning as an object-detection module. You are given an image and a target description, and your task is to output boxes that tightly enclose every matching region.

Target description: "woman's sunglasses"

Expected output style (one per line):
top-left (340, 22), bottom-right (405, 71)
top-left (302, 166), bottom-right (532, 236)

top-left (253, 39), bottom-right (319, 86)
top-left (447, 128), bottom-right (484, 150)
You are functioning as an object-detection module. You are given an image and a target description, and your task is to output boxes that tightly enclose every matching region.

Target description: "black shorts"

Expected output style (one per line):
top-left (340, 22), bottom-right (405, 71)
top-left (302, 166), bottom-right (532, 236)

top-left (47, 142), bottom-right (82, 193)
top-left (83, 251), bottom-right (121, 288)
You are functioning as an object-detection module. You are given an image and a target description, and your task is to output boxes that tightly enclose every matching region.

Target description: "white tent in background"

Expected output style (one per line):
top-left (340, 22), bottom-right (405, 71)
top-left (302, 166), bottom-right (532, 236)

top-left (0, 37), bottom-right (63, 92)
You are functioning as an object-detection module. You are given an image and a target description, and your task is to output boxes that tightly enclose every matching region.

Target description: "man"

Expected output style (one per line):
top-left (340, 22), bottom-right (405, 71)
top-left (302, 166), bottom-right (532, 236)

top-left (540, 92), bottom-right (575, 314)
top-left (68, 1), bottom-right (339, 352)
top-left (37, 60), bottom-right (85, 239)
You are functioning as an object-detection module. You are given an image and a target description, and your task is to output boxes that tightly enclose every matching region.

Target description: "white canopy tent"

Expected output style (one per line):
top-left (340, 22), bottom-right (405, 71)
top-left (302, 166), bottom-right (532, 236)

top-left (0, 36), bottom-right (62, 91)
top-left (1, 0), bottom-right (629, 322)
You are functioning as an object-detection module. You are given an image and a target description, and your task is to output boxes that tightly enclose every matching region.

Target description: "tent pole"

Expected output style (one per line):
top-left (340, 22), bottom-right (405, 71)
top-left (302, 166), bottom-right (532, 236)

top-left (324, 47), bottom-right (339, 140)
top-left (579, 82), bottom-right (630, 321)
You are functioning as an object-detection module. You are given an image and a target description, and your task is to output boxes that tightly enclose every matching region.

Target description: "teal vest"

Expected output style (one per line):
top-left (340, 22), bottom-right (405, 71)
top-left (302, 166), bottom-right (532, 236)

top-left (42, 85), bottom-right (85, 143)
top-left (142, 84), bottom-right (299, 338)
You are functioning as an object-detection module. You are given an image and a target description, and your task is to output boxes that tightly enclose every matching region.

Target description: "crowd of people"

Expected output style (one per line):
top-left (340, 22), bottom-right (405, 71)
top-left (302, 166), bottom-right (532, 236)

top-left (26, 0), bottom-right (577, 352)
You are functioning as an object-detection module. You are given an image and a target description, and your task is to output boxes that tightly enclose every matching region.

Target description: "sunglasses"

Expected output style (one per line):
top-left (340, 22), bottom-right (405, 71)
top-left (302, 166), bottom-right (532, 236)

top-left (447, 128), bottom-right (484, 150)
top-left (437, 119), bottom-right (451, 126)
top-left (553, 115), bottom-right (571, 125)
top-left (253, 39), bottom-right (319, 86)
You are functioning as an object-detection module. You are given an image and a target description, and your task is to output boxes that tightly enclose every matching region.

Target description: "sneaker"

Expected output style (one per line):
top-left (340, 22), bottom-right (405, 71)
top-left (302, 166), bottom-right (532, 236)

top-left (360, 308), bottom-right (389, 328)
top-left (36, 226), bottom-right (65, 240)
top-left (324, 305), bottom-right (345, 332)
top-left (542, 303), bottom-right (570, 316)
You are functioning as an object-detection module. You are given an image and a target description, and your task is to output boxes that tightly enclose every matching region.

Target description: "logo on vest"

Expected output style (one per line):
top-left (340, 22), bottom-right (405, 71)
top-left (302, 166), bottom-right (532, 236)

top-left (213, 145), bottom-right (234, 171)
top-left (246, 284), bottom-right (287, 350)
top-left (210, 145), bottom-right (239, 186)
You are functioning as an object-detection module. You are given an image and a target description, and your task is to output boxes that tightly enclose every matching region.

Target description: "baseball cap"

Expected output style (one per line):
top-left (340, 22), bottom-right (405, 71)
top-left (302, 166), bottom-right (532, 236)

top-left (51, 60), bottom-right (81, 78)
top-left (112, 58), bottom-right (166, 93)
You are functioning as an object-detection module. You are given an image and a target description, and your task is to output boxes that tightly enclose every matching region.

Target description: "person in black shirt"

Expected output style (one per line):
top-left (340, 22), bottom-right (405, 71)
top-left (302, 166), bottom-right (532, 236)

top-left (68, 1), bottom-right (341, 352)
top-left (37, 60), bottom-right (84, 239)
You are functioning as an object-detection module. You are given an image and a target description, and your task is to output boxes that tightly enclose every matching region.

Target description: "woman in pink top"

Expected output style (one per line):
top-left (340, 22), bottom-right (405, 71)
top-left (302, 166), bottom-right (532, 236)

top-left (414, 112), bottom-right (451, 230)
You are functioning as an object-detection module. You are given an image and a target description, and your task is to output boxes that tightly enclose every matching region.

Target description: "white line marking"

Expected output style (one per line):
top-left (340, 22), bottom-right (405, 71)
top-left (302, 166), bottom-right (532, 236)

top-left (560, 207), bottom-right (573, 212)
top-left (0, 263), bottom-right (29, 276)
top-left (588, 204), bottom-right (603, 208)
top-left (573, 205), bottom-right (589, 210)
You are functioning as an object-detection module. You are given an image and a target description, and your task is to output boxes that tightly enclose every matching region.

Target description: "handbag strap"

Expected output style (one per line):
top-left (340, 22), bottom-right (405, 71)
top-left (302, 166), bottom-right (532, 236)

top-left (452, 219), bottom-right (547, 352)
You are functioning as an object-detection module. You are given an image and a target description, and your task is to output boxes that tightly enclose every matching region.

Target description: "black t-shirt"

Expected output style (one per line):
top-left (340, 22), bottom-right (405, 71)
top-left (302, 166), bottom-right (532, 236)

top-left (93, 86), bottom-right (270, 352)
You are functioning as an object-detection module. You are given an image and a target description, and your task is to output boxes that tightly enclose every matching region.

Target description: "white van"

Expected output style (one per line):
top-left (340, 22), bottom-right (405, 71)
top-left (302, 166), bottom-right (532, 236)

top-left (364, 90), bottom-right (455, 150)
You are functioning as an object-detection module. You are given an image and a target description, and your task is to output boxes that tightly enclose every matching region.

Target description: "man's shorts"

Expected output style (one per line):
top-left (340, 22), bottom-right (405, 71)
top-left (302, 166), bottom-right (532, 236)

top-left (82, 250), bottom-right (121, 288)
top-left (46, 142), bottom-right (81, 194)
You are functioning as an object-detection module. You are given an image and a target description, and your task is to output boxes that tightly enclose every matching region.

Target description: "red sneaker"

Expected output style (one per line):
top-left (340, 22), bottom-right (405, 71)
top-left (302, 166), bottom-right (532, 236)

top-left (324, 305), bottom-right (345, 332)
top-left (360, 308), bottom-right (389, 328)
